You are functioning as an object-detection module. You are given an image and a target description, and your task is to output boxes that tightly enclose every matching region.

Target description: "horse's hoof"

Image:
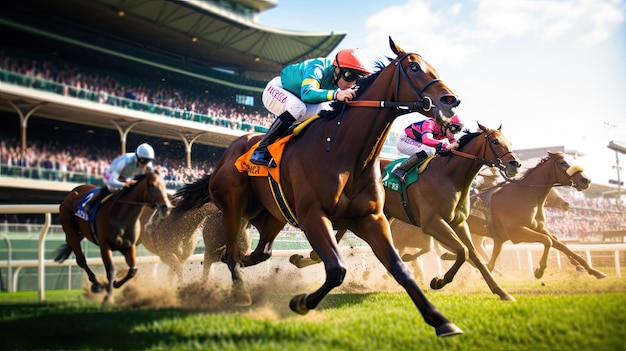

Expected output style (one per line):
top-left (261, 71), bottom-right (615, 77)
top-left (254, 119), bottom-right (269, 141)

top-left (440, 253), bottom-right (456, 261)
top-left (113, 280), bottom-right (122, 289)
top-left (591, 270), bottom-right (607, 279)
top-left (289, 254), bottom-right (304, 267)
top-left (430, 277), bottom-right (445, 290)
top-left (289, 294), bottom-right (309, 315)
top-left (435, 322), bottom-right (464, 337)
top-left (500, 294), bottom-right (516, 302)
top-left (534, 267), bottom-right (545, 279)
top-left (233, 292), bottom-right (252, 306)
top-left (91, 283), bottom-right (104, 293)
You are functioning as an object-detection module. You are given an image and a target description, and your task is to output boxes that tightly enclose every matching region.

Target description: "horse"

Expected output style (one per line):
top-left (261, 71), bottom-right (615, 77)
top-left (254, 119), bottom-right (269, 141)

top-left (465, 151), bottom-right (607, 279)
top-left (175, 37), bottom-right (464, 337)
top-left (464, 187), bottom-right (571, 269)
top-left (56, 170), bottom-right (172, 304)
top-left (139, 195), bottom-right (251, 285)
top-left (290, 124), bottom-right (522, 299)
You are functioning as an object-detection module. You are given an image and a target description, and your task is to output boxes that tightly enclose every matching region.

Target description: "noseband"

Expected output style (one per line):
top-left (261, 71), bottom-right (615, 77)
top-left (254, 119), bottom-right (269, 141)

top-left (450, 131), bottom-right (515, 173)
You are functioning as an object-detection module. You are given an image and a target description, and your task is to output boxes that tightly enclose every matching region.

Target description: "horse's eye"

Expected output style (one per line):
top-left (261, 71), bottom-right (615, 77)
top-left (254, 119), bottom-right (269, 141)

top-left (410, 62), bottom-right (421, 72)
top-left (491, 139), bottom-right (500, 145)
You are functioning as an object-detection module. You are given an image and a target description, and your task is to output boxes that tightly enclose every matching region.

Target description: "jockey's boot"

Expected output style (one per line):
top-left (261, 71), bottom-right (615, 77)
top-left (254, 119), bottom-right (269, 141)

top-left (83, 187), bottom-right (108, 215)
top-left (250, 111), bottom-right (296, 167)
top-left (392, 150), bottom-right (428, 184)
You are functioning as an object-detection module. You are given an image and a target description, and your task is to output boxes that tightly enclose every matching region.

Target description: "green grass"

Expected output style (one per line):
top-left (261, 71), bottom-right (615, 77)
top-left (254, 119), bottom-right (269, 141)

top-left (0, 274), bottom-right (625, 351)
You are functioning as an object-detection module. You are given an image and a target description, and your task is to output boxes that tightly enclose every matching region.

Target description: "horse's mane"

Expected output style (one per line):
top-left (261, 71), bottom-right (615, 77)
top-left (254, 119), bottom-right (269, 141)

top-left (518, 152), bottom-right (564, 179)
top-left (456, 129), bottom-right (481, 150)
top-left (319, 60), bottom-right (386, 120)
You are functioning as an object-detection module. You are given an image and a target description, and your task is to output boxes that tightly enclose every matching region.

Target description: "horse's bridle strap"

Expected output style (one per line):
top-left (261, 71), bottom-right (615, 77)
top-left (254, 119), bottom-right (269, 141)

top-left (345, 100), bottom-right (423, 110)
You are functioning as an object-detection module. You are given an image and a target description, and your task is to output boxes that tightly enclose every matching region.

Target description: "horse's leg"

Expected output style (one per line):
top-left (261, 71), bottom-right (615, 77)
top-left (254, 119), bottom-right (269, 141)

top-left (352, 215), bottom-right (462, 337)
top-left (66, 239), bottom-right (103, 293)
top-left (289, 229), bottom-right (347, 268)
top-left (421, 219), bottom-right (469, 292)
top-left (113, 245), bottom-right (138, 289)
top-left (486, 239), bottom-right (504, 272)
top-left (159, 252), bottom-right (184, 283)
top-left (288, 215), bottom-right (347, 314)
top-left (100, 245), bottom-right (116, 305)
top-left (453, 223), bottom-right (514, 301)
top-left (550, 240), bottom-right (607, 279)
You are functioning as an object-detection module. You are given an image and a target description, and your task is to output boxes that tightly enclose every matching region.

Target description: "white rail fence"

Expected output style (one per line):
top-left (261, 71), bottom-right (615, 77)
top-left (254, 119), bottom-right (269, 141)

top-left (0, 205), bottom-right (624, 302)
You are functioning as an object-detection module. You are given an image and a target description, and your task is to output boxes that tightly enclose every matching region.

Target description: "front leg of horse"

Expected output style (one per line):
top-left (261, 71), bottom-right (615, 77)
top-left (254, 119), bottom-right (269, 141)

top-left (73, 250), bottom-right (104, 293)
top-left (113, 246), bottom-right (139, 289)
top-left (226, 258), bottom-right (251, 306)
top-left (113, 267), bottom-right (138, 288)
top-left (358, 221), bottom-right (462, 337)
top-left (552, 241), bottom-right (607, 279)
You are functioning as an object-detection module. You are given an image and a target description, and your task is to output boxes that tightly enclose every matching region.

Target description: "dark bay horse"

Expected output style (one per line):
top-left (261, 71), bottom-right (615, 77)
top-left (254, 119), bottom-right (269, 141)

top-left (466, 151), bottom-right (607, 279)
top-left (56, 170), bottom-right (172, 304)
top-left (176, 38), bottom-right (463, 337)
top-left (139, 192), bottom-right (251, 287)
top-left (290, 124), bottom-right (522, 300)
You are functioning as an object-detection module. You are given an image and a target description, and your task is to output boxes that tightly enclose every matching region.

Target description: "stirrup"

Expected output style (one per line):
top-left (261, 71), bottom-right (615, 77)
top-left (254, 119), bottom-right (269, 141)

top-left (250, 150), bottom-right (276, 167)
top-left (392, 168), bottom-right (407, 183)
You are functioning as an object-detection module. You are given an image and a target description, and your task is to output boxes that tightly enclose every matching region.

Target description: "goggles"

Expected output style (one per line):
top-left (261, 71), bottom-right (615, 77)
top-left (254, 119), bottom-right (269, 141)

top-left (447, 125), bottom-right (462, 134)
top-left (340, 68), bottom-right (365, 82)
top-left (137, 158), bottom-right (153, 165)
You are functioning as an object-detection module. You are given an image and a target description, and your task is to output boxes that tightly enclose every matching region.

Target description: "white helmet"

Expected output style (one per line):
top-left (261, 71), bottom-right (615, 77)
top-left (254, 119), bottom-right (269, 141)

top-left (135, 143), bottom-right (155, 165)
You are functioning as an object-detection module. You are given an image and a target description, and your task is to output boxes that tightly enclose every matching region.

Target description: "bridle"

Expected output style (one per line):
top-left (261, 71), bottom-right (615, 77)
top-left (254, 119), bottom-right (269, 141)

top-left (345, 53), bottom-right (440, 113)
top-left (505, 157), bottom-right (585, 188)
top-left (449, 130), bottom-right (517, 178)
top-left (115, 174), bottom-right (168, 208)
top-left (327, 53), bottom-right (445, 152)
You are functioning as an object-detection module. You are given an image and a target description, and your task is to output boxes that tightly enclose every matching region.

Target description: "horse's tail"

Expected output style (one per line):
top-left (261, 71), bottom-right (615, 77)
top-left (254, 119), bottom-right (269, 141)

top-left (172, 173), bottom-right (212, 211)
top-left (54, 243), bottom-right (72, 263)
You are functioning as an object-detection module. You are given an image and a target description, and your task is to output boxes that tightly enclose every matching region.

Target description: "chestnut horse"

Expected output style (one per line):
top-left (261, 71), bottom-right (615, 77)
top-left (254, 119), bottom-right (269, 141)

top-left (466, 151), bottom-right (607, 279)
top-left (176, 38), bottom-right (463, 337)
top-left (291, 125), bottom-right (522, 300)
top-left (139, 192), bottom-right (252, 285)
top-left (56, 170), bottom-right (172, 304)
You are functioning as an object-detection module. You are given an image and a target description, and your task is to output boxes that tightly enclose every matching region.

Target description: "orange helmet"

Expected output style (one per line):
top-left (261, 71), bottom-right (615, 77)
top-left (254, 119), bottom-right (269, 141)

top-left (333, 48), bottom-right (371, 75)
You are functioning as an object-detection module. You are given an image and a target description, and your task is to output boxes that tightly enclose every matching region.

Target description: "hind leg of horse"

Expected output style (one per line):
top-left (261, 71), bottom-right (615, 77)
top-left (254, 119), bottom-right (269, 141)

top-left (112, 245), bottom-right (138, 289)
top-left (354, 216), bottom-right (462, 337)
top-left (288, 216), bottom-right (347, 315)
top-left (99, 247), bottom-right (116, 304)
top-left (241, 215), bottom-right (285, 267)
top-left (289, 229), bottom-right (347, 268)
top-left (421, 220), bottom-right (469, 291)
top-left (551, 241), bottom-right (607, 279)
top-left (65, 238), bottom-right (104, 293)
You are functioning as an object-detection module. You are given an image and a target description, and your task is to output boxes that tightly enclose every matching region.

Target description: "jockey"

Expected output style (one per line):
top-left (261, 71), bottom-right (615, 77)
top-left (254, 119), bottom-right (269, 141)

top-left (392, 115), bottom-right (464, 183)
top-left (250, 48), bottom-right (372, 167)
top-left (83, 143), bottom-right (155, 214)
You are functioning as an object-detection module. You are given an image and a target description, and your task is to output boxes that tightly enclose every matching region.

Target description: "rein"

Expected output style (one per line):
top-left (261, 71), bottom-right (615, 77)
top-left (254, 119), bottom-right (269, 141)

top-left (503, 159), bottom-right (581, 188)
top-left (449, 131), bottom-right (516, 180)
top-left (328, 53), bottom-right (440, 152)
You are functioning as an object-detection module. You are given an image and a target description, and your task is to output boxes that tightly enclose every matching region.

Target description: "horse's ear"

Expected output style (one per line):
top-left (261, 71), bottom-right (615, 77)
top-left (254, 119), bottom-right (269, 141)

top-left (389, 36), bottom-right (406, 56)
top-left (498, 124), bottom-right (502, 131)
top-left (477, 122), bottom-right (487, 132)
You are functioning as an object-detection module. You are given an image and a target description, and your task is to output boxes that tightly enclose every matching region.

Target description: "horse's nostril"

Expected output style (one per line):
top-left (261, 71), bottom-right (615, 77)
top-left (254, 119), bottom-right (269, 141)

top-left (440, 95), bottom-right (460, 107)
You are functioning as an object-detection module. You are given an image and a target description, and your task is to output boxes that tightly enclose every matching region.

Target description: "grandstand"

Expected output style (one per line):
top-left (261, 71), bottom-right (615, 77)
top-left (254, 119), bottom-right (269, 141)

top-left (0, 0), bottom-right (346, 204)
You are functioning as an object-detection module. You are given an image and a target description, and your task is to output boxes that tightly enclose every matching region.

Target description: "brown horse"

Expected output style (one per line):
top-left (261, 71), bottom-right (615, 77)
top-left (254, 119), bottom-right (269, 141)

top-left (176, 38), bottom-right (464, 337)
top-left (465, 187), bottom-right (571, 269)
top-left (465, 151), bottom-right (607, 279)
top-left (56, 170), bottom-right (172, 304)
top-left (291, 124), bottom-right (521, 300)
top-left (139, 196), bottom-right (251, 285)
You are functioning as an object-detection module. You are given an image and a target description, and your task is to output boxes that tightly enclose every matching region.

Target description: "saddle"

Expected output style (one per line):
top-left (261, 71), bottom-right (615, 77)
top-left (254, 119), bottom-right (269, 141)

top-left (382, 156), bottom-right (435, 192)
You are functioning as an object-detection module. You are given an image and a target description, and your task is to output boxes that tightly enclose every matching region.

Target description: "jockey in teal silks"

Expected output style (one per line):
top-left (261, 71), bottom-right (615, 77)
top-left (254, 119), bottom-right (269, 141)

top-left (250, 48), bottom-right (372, 167)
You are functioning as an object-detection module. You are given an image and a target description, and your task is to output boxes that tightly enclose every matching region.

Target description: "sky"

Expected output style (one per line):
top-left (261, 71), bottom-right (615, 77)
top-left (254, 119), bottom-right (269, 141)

top-left (258, 0), bottom-right (626, 186)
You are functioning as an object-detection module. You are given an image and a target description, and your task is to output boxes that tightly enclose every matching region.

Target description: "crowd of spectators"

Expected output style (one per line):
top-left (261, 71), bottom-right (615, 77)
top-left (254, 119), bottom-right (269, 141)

top-left (0, 50), bottom-right (276, 129)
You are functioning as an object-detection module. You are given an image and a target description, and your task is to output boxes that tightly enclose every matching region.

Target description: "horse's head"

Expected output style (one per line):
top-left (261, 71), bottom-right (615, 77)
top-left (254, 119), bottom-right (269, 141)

top-left (139, 170), bottom-right (172, 218)
top-left (548, 151), bottom-right (591, 191)
top-left (457, 123), bottom-right (522, 178)
top-left (387, 37), bottom-right (460, 124)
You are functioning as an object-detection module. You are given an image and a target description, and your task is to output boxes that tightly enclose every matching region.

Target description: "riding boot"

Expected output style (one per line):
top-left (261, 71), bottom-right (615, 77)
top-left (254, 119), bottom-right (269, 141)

top-left (250, 111), bottom-right (296, 167)
top-left (84, 187), bottom-right (108, 215)
top-left (392, 150), bottom-right (428, 184)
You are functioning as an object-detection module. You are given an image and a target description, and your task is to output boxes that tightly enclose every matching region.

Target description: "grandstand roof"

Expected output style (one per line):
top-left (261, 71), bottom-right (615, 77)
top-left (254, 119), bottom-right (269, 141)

top-left (2, 0), bottom-right (346, 81)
